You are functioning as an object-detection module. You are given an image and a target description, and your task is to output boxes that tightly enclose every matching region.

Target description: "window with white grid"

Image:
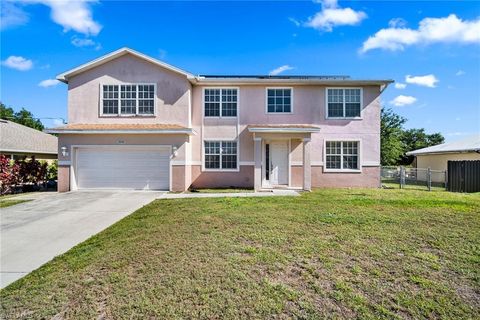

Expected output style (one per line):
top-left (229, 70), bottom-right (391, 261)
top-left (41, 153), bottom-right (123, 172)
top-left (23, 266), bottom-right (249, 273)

top-left (326, 141), bottom-right (359, 170)
top-left (267, 88), bottom-right (291, 113)
top-left (204, 88), bottom-right (237, 117)
top-left (138, 85), bottom-right (155, 115)
top-left (327, 88), bottom-right (361, 118)
top-left (204, 141), bottom-right (238, 170)
top-left (101, 84), bottom-right (155, 116)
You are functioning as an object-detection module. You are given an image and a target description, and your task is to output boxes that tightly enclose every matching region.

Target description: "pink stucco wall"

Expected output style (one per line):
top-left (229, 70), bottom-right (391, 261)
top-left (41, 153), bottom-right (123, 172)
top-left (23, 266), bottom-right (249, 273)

top-left (312, 166), bottom-right (380, 188)
top-left (58, 166), bottom-right (70, 192)
top-left (190, 165), bottom-right (254, 189)
top-left (67, 54), bottom-right (191, 127)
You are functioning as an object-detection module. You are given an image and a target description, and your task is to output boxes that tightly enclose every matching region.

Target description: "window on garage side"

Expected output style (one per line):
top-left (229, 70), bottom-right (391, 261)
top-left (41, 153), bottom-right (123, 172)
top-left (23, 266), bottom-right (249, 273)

top-left (325, 141), bottom-right (360, 170)
top-left (101, 84), bottom-right (155, 116)
top-left (204, 141), bottom-right (238, 170)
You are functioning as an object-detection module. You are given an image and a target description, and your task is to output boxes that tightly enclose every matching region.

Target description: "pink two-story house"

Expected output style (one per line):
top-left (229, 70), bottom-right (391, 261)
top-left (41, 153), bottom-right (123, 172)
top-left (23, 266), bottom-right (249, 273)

top-left (49, 48), bottom-right (392, 192)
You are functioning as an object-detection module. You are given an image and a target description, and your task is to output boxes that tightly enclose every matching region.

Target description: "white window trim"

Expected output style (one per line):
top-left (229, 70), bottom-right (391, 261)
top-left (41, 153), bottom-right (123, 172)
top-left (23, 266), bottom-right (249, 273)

top-left (202, 139), bottom-right (239, 172)
top-left (323, 139), bottom-right (362, 173)
top-left (325, 87), bottom-right (363, 120)
top-left (100, 83), bottom-right (157, 117)
top-left (265, 87), bottom-right (294, 114)
top-left (202, 87), bottom-right (239, 119)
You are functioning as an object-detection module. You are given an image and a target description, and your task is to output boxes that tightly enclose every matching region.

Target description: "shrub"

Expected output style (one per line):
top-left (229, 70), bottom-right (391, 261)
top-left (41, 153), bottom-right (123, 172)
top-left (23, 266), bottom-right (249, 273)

top-left (0, 155), bottom-right (20, 195)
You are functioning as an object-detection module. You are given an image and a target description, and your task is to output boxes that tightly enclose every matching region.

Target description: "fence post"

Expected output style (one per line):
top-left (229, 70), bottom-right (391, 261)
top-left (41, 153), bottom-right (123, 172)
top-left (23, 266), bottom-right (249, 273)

top-left (445, 169), bottom-right (448, 191)
top-left (400, 166), bottom-right (405, 189)
top-left (427, 167), bottom-right (432, 191)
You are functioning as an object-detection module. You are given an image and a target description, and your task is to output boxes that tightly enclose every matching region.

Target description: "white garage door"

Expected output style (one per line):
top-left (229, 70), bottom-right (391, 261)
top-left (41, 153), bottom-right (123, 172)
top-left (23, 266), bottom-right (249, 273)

top-left (76, 146), bottom-right (170, 190)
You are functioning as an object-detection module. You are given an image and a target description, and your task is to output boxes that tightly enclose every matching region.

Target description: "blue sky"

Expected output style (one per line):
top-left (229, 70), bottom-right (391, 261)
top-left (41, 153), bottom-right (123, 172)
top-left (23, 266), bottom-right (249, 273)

top-left (1, 0), bottom-right (479, 141)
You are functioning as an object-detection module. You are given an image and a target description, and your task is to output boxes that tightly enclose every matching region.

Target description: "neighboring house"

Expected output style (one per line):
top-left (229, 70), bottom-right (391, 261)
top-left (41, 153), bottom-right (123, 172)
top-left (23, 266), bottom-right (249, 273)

top-left (407, 135), bottom-right (480, 172)
top-left (48, 47), bottom-right (392, 192)
top-left (0, 120), bottom-right (57, 161)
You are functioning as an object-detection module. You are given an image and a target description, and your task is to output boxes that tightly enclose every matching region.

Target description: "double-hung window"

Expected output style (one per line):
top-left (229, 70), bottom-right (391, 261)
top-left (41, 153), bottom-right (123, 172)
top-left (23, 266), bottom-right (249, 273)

top-left (101, 84), bottom-right (155, 116)
top-left (326, 88), bottom-right (361, 118)
top-left (325, 141), bottom-right (360, 171)
top-left (204, 141), bottom-right (238, 170)
top-left (204, 88), bottom-right (238, 117)
top-left (267, 88), bottom-right (292, 113)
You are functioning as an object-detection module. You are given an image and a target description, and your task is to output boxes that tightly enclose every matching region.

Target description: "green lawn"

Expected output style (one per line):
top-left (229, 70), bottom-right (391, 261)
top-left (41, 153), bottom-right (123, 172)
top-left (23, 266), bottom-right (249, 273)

top-left (1, 189), bottom-right (479, 319)
top-left (0, 197), bottom-right (30, 208)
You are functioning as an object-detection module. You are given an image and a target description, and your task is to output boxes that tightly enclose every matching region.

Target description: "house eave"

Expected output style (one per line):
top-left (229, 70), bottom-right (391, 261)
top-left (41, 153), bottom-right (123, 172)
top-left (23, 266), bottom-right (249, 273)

top-left (190, 78), bottom-right (394, 86)
top-left (45, 129), bottom-right (197, 135)
top-left (248, 127), bottom-right (320, 133)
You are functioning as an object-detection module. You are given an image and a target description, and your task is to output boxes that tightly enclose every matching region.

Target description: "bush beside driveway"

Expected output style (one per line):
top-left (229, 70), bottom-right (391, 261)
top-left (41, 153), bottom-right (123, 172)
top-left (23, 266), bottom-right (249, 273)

top-left (1, 189), bottom-right (479, 319)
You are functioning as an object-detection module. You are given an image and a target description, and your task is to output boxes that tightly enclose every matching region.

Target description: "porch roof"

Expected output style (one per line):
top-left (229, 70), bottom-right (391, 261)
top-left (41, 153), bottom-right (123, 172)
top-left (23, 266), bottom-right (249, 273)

top-left (46, 123), bottom-right (196, 135)
top-left (247, 124), bottom-right (320, 134)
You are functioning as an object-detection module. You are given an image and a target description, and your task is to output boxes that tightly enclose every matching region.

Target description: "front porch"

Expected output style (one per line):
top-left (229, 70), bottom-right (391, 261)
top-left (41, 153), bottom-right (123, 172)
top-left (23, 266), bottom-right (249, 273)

top-left (248, 125), bottom-right (320, 191)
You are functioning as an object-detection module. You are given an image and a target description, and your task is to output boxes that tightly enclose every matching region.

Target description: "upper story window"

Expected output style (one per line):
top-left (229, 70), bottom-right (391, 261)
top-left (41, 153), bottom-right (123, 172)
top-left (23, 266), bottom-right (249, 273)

top-left (326, 88), bottom-right (362, 119)
top-left (267, 88), bottom-right (292, 113)
top-left (101, 84), bottom-right (155, 116)
top-left (325, 141), bottom-right (360, 171)
top-left (204, 88), bottom-right (238, 117)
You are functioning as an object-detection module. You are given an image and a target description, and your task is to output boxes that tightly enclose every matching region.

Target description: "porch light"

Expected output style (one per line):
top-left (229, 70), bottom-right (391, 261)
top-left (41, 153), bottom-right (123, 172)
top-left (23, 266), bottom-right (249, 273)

top-left (61, 146), bottom-right (69, 157)
top-left (172, 145), bottom-right (178, 157)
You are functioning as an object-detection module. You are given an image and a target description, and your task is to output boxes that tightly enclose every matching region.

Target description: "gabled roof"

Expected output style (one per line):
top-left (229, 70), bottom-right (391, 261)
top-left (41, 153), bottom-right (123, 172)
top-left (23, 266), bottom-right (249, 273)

top-left (0, 120), bottom-right (58, 155)
top-left (56, 47), bottom-right (195, 83)
top-left (406, 134), bottom-right (480, 156)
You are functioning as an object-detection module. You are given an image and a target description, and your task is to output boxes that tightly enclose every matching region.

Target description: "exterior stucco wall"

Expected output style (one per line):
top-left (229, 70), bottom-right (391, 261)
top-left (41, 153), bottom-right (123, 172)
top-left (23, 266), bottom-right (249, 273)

top-left (416, 153), bottom-right (480, 172)
top-left (67, 53), bottom-right (191, 127)
top-left (191, 165), bottom-right (254, 189)
top-left (58, 166), bottom-right (70, 192)
top-left (312, 166), bottom-right (380, 188)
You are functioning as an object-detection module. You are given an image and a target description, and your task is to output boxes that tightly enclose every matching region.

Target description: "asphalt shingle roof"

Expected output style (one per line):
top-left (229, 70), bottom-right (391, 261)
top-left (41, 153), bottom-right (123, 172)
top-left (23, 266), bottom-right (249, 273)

top-left (0, 120), bottom-right (58, 155)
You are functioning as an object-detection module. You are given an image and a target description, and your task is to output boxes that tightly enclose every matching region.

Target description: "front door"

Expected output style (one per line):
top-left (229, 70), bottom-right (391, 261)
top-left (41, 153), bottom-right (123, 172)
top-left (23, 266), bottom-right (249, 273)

top-left (269, 141), bottom-right (288, 185)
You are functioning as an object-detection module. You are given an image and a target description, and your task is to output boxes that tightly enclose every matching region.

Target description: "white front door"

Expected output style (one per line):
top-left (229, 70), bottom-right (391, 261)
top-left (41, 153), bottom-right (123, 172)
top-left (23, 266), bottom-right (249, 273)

top-left (270, 141), bottom-right (288, 185)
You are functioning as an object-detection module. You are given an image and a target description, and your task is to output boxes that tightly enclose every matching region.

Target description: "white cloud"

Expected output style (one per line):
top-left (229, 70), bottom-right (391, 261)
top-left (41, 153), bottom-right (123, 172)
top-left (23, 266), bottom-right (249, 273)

top-left (361, 14), bottom-right (480, 53)
top-left (455, 70), bottom-right (465, 76)
top-left (405, 74), bottom-right (439, 88)
top-left (1, 56), bottom-right (33, 71)
top-left (71, 37), bottom-right (95, 47)
top-left (269, 65), bottom-right (295, 76)
top-left (38, 79), bottom-right (60, 87)
top-left (288, 17), bottom-right (301, 27)
top-left (18, 0), bottom-right (101, 36)
top-left (388, 17), bottom-right (407, 28)
top-left (305, 0), bottom-right (367, 32)
top-left (390, 95), bottom-right (417, 107)
top-left (394, 82), bottom-right (406, 89)
top-left (1, 2), bottom-right (29, 30)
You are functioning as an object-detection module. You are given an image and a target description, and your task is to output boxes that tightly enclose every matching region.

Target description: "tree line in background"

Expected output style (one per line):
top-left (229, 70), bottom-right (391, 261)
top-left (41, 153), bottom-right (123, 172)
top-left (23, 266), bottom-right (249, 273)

top-left (0, 102), bottom-right (44, 131)
top-left (381, 108), bottom-right (444, 166)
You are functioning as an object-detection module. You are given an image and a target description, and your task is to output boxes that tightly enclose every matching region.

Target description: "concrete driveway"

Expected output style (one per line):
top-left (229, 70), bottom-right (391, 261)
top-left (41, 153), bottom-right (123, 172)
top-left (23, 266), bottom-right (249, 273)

top-left (0, 191), bottom-right (164, 288)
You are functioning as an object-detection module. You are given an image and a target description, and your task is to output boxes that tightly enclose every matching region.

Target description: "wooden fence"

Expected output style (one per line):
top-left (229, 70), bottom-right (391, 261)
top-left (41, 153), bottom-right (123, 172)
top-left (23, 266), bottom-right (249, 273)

top-left (447, 160), bottom-right (480, 193)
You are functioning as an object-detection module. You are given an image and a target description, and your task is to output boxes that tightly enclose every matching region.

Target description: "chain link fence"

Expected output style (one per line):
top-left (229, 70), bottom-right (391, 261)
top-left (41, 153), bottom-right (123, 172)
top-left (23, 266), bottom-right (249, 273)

top-left (381, 166), bottom-right (446, 191)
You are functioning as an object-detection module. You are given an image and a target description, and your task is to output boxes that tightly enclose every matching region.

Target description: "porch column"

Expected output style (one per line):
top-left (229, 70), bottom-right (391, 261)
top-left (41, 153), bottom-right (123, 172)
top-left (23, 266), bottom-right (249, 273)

top-left (303, 138), bottom-right (311, 191)
top-left (254, 137), bottom-right (262, 191)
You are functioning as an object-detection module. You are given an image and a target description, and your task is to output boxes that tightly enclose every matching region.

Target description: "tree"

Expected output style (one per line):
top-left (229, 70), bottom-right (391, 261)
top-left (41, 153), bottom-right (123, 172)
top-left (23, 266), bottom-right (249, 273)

top-left (399, 128), bottom-right (445, 165)
top-left (0, 102), bottom-right (44, 131)
top-left (381, 108), bottom-right (406, 166)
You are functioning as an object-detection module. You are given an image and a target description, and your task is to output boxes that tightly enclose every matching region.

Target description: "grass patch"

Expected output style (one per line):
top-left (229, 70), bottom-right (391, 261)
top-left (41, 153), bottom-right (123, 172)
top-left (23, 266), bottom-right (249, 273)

top-left (0, 199), bottom-right (30, 208)
top-left (1, 189), bottom-right (479, 319)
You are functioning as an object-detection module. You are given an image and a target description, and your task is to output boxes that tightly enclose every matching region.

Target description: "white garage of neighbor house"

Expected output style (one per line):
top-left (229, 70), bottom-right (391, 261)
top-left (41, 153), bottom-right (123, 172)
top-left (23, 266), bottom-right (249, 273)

top-left (407, 135), bottom-right (480, 172)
